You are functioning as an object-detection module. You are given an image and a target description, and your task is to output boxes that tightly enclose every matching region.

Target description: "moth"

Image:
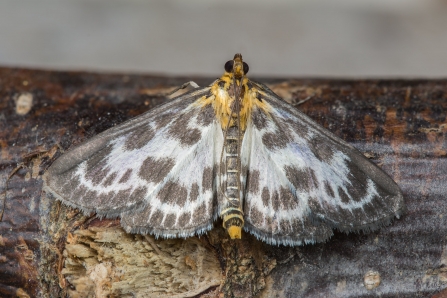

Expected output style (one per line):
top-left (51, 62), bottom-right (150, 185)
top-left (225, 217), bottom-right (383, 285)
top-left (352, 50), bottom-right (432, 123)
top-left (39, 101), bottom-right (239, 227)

top-left (43, 54), bottom-right (404, 246)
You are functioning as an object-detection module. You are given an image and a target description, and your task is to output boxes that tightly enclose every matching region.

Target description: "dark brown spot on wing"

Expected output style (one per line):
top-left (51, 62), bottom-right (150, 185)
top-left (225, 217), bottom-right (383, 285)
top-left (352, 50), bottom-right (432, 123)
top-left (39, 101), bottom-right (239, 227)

top-left (149, 210), bottom-right (164, 226)
top-left (115, 188), bottom-right (133, 205)
top-left (168, 109), bottom-right (202, 146)
top-left (338, 187), bottom-right (351, 204)
top-left (152, 91), bottom-right (202, 130)
top-left (269, 218), bottom-right (279, 233)
top-left (246, 170), bottom-right (260, 194)
top-left (193, 202), bottom-right (208, 225)
top-left (248, 207), bottom-right (264, 226)
top-left (155, 112), bottom-right (175, 130)
top-left (157, 180), bottom-right (188, 207)
top-left (265, 215), bottom-right (273, 232)
top-left (73, 185), bottom-right (89, 204)
top-left (251, 107), bottom-right (268, 130)
top-left (190, 183), bottom-right (199, 202)
top-left (86, 163), bottom-right (110, 186)
top-left (344, 159), bottom-right (369, 202)
top-left (207, 198), bottom-right (215, 215)
top-left (84, 189), bottom-right (98, 205)
top-left (85, 145), bottom-right (114, 185)
top-left (261, 104), bottom-right (313, 150)
top-left (279, 186), bottom-right (299, 210)
top-left (284, 166), bottom-right (317, 192)
top-left (261, 116), bottom-right (297, 150)
top-left (361, 203), bottom-right (377, 221)
top-left (308, 136), bottom-right (334, 162)
top-left (61, 174), bottom-right (81, 195)
top-left (262, 131), bottom-right (291, 150)
top-left (196, 104), bottom-right (215, 126)
top-left (131, 186), bottom-right (148, 201)
top-left (271, 190), bottom-right (280, 211)
top-left (219, 161), bottom-right (225, 176)
top-left (178, 212), bottom-right (191, 226)
top-left (308, 196), bottom-right (353, 226)
top-left (85, 144), bottom-right (113, 173)
top-left (139, 157), bottom-right (175, 183)
top-left (119, 169), bottom-right (132, 183)
top-left (124, 125), bottom-right (155, 151)
top-left (102, 172), bottom-right (117, 187)
top-left (280, 220), bottom-right (292, 234)
top-left (164, 213), bottom-right (176, 228)
top-left (90, 185), bottom-right (145, 213)
top-left (284, 117), bottom-right (309, 139)
top-left (95, 191), bottom-right (114, 209)
top-left (308, 196), bottom-right (329, 217)
top-left (123, 202), bottom-right (152, 225)
top-left (261, 187), bottom-right (270, 207)
top-left (202, 167), bottom-right (214, 192)
top-left (324, 181), bottom-right (335, 197)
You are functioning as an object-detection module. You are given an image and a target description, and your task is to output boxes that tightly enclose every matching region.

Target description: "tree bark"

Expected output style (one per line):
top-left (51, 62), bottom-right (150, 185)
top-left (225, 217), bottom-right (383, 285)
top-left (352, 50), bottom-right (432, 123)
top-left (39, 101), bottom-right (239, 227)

top-left (0, 68), bottom-right (446, 297)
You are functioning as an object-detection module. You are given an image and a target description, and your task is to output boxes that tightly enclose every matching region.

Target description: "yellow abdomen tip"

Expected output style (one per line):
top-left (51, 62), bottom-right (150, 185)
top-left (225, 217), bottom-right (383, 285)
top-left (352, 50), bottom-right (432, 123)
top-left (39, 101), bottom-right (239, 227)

top-left (227, 226), bottom-right (242, 239)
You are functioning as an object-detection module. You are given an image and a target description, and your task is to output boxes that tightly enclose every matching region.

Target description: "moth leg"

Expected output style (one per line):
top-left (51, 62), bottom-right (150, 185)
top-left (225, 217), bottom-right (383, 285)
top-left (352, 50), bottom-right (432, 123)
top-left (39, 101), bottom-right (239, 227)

top-left (167, 81), bottom-right (200, 99)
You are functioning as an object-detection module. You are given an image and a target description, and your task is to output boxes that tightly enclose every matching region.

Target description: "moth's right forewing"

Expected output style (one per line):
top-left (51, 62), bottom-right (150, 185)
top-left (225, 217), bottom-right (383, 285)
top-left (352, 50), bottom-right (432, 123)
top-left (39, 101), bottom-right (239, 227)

top-left (242, 83), bottom-right (404, 245)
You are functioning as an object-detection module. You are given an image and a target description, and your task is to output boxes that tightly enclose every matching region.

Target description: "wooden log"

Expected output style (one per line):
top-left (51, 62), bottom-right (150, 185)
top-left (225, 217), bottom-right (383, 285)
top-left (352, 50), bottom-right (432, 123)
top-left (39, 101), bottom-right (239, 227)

top-left (0, 68), bottom-right (446, 297)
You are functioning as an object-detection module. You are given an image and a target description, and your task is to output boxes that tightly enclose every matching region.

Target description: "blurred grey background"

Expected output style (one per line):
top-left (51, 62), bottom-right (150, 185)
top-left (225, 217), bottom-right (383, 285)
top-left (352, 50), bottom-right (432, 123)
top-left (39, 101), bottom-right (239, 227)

top-left (1, 0), bottom-right (447, 77)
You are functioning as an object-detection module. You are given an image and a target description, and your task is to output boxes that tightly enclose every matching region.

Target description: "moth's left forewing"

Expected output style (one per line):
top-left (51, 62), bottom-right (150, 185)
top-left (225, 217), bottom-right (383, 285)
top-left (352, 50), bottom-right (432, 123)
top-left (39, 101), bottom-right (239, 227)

top-left (44, 86), bottom-right (223, 238)
top-left (242, 81), bottom-right (404, 245)
top-left (44, 88), bottom-right (210, 214)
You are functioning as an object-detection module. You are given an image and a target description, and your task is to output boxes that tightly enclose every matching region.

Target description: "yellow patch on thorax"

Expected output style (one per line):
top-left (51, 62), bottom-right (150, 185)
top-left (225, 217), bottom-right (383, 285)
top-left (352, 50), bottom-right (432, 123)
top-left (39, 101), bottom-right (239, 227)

top-left (196, 73), bottom-right (271, 131)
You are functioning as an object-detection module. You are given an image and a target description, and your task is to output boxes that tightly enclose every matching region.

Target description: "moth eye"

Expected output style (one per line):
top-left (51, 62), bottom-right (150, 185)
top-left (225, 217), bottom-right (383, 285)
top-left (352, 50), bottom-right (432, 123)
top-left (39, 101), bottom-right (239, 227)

top-left (243, 62), bottom-right (249, 75)
top-left (224, 60), bottom-right (234, 73)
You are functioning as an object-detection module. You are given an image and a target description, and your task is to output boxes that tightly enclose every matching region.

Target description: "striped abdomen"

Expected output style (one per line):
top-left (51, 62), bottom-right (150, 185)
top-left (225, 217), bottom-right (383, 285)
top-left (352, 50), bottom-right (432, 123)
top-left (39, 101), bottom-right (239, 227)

top-left (220, 125), bottom-right (245, 239)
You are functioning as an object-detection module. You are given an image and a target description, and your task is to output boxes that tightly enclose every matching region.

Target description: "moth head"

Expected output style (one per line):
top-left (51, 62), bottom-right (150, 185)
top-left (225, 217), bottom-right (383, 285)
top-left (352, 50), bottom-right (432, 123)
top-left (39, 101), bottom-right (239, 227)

top-left (224, 53), bottom-right (249, 79)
